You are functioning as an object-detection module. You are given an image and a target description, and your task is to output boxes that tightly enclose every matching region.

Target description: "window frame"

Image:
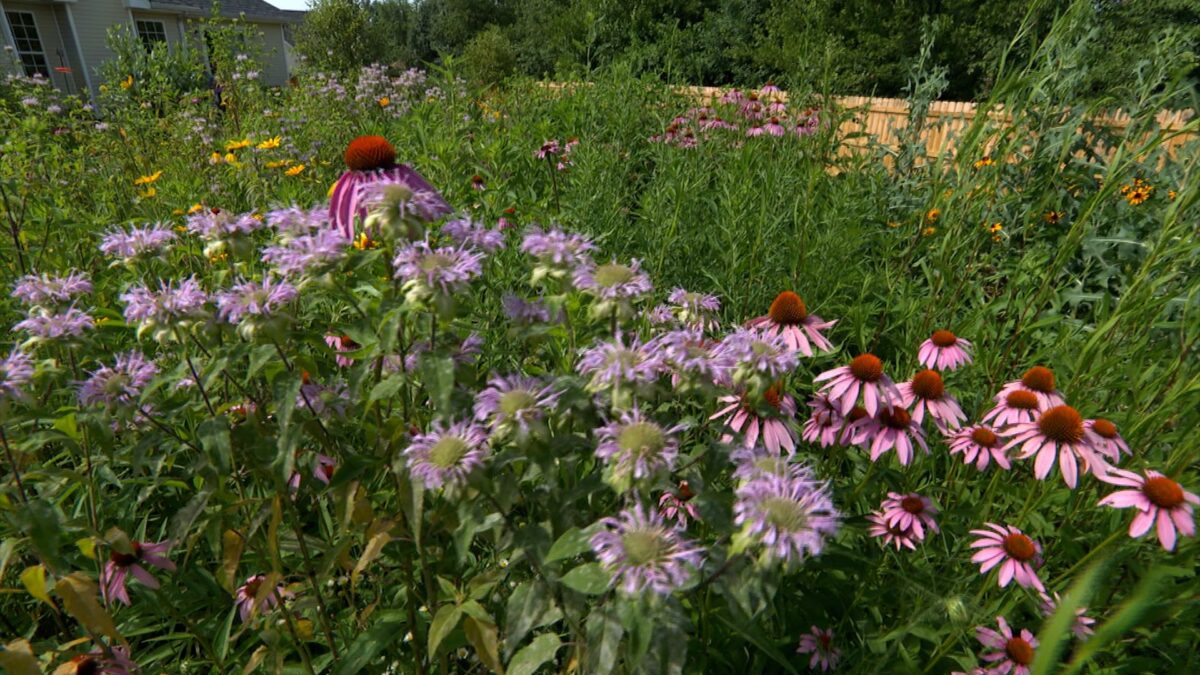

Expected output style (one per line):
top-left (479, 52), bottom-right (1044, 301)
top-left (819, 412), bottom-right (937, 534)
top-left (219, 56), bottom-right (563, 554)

top-left (4, 11), bottom-right (50, 79)
top-left (134, 19), bottom-right (168, 51)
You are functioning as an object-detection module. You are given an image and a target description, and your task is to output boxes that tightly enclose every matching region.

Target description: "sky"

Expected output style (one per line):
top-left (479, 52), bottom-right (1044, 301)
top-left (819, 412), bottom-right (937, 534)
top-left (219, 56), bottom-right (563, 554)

top-left (267, 0), bottom-right (310, 9)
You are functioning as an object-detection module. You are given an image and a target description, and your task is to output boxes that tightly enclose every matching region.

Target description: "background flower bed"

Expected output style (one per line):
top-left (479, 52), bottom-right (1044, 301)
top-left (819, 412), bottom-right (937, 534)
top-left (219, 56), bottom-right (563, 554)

top-left (0, 4), bottom-right (1197, 674)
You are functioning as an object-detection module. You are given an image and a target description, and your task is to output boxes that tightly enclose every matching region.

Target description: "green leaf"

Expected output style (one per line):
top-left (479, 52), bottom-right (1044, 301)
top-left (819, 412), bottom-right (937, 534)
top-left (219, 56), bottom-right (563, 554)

top-left (508, 633), bottom-right (561, 675)
top-left (585, 604), bottom-right (623, 675)
top-left (418, 355), bottom-right (456, 417)
top-left (545, 526), bottom-right (595, 564)
top-left (428, 604), bottom-right (463, 657)
top-left (214, 605), bottom-right (237, 663)
top-left (560, 562), bottom-right (610, 595)
top-left (197, 418), bottom-right (232, 474)
top-left (1030, 557), bottom-right (1107, 675)
top-left (367, 375), bottom-right (404, 407)
top-left (334, 611), bottom-right (408, 675)
top-left (1063, 566), bottom-right (1169, 675)
top-left (464, 615), bottom-right (505, 674)
top-left (19, 565), bottom-right (53, 608)
top-left (505, 582), bottom-right (558, 654)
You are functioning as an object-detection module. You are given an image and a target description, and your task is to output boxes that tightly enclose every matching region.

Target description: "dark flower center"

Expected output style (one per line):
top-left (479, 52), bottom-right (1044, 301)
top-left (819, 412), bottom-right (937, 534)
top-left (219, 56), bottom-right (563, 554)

top-left (109, 542), bottom-right (144, 567)
top-left (970, 427), bottom-right (999, 447)
top-left (881, 407), bottom-right (911, 430)
top-left (763, 383), bottom-right (783, 409)
top-left (1038, 405), bottom-right (1084, 443)
top-left (1002, 533), bottom-right (1036, 561)
top-left (910, 370), bottom-right (944, 400)
top-left (677, 480), bottom-right (694, 501)
top-left (1091, 418), bottom-right (1118, 439)
top-left (846, 406), bottom-right (869, 423)
top-left (1005, 637), bottom-right (1034, 665)
top-left (71, 656), bottom-right (100, 675)
top-left (1005, 390), bottom-right (1040, 410)
top-left (1021, 366), bottom-right (1056, 393)
top-left (344, 135), bottom-right (396, 171)
top-left (818, 633), bottom-right (831, 650)
top-left (768, 291), bottom-right (807, 324)
top-left (1142, 476), bottom-right (1185, 509)
top-left (849, 354), bottom-right (883, 383)
top-left (930, 329), bottom-right (958, 347)
top-left (900, 496), bottom-right (925, 514)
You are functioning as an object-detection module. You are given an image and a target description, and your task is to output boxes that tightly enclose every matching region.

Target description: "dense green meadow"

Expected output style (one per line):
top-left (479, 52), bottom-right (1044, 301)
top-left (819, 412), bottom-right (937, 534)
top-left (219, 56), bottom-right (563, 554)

top-left (0, 4), bottom-right (1198, 674)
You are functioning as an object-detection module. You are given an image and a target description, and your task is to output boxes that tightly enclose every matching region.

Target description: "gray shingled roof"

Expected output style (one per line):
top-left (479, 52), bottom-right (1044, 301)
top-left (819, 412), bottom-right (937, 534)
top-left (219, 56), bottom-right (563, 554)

top-left (148, 0), bottom-right (304, 23)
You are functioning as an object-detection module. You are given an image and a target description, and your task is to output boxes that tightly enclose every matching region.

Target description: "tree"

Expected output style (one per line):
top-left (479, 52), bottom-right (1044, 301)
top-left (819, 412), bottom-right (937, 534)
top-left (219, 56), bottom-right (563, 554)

top-left (293, 0), bottom-right (387, 73)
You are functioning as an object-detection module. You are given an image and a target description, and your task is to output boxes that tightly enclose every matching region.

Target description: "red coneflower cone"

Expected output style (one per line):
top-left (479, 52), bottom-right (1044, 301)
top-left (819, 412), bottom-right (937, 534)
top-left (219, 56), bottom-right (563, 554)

top-left (329, 135), bottom-right (451, 239)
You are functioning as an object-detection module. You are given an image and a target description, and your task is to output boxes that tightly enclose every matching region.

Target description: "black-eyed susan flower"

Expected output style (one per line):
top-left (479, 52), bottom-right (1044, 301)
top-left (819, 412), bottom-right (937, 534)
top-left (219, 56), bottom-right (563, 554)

top-left (133, 170), bottom-right (162, 186)
top-left (285, 164), bottom-right (305, 176)
top-left (225, 138), bottom-right (251, 151)
top-left (256, 136), bottom-right (281, 150)
top-left (1044, 210), bottom-right (1063, 225)
top-left (120, 75), bottom-right (133, 89)
top-left (924, 208), bottom-right (940, 224)
top-left (974, 156), bottom-right (995, 169)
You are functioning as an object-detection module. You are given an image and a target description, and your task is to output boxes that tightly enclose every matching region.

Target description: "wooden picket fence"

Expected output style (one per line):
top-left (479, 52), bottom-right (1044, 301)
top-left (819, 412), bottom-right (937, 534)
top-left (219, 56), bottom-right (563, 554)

top-left (542, 82), bottom-right (1198, 165)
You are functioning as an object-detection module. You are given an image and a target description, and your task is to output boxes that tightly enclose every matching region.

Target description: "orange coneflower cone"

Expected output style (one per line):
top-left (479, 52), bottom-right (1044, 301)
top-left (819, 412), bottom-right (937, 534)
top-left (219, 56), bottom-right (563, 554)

top-left (329, 135), bottom-right (451, 239)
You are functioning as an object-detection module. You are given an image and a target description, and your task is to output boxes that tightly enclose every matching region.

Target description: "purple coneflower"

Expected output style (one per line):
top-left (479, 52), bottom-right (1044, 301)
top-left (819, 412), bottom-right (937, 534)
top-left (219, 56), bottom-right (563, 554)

top-left (659, 482), bottom-right (699, 527)
top-left (13, 272), bottom-right (92, 307)
top-left (1084, 418), bottom-right (1130, 465)
top-left (312, 453), bottom-right (337, 485)
top-left (852, 406), bottom-right (929, 466)
top-left (733, 473), bottom-right (839, 564)
top-left (473, 374), bottom-right (560, 437)
top-left (392, 240), bottom-right (483, 301)
top-left (330, 135), bottom-right (450, 239)
top-left (78, 351), bottom-right (158, 408)
top-left (324, 334), bottom-right (359, 368)
top-left (215, 277), bottom-right (298, 324)
top-left (594, 409), bottom-right (682, 483)
top-left (981, 389), bottom-right (1043, 427)
top-left (101, 540), bottom-right (174, 605)
top-left (442, 218), bottom-right (505, 252)
top-left (948, 424), bottom-right (1010, 471)
top-left (0, 348), bottom-right (34, 402)
top-left (745, 291), bottom-right (835, 357)
top-left (898, 369), bottom-right (966, 431)
top-left (796, 626), bottom-right (841, 672)
top-left (403, 420), bottom-right (490, 490)
top-left (99, 223), bottom-right (176, 263)
top-left (589, 504), bottom-right (704, 596)
top-left (235, 574), bottom-right (287, 623)
top-left (296, 379), bottom-right (349, 417)
top-left (969, 523), bottom-right (1045, 591)
top-left (763, 117), bottom-right (786, 136)
top-left (975, 616), bottom-right (1037, 675)
top-left (867, 512), bottom-right (920, 551)
top-left (573, 259), bottom-right (653, 301)
top-left (880, 492), bottom-right (939, 540)
top-left (1004, 405), bottom-right (1103, 489)
top-left (577, 333), bottom-right (661, 392)
top-left (1098, 467), bottom-right (1196, 551)
top-left (1038, 591), bottom-right (1096, 640)
top-left (918, 329), bottom-right (973, 370)
top-left (801, 395), bottom-right (843, 447)
top-left (64, 645), bottom-right (137, 675)
top-left (710, 384), bottom-right (797, 455)
top-left (814, 353), bottom-right (900, 416)
top-left (996, 366), bottom-right (1065, 410)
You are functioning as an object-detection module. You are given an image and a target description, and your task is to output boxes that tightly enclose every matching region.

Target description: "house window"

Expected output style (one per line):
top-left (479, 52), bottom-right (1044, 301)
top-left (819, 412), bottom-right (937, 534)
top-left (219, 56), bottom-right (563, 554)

top-left (4, 11), bottom-right (50, 78)
top-left (135, 20), bottom-right (168, 50)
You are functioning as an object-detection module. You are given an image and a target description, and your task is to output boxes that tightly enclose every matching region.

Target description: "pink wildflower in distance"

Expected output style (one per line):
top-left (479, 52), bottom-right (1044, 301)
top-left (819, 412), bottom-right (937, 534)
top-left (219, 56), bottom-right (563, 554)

top-left (868, 512), bottom-right (920, 551)
top-left (1084, 418), bottom-right (1131, 465)
top-left (666, 287), bottom-right (722, 331)
top-left (745, 291), bottom-right (835, 356)
top-left (969, 523), bottom-right (1045, 591)
top-left (1038, 591), bottom-right (1096, 640)
top-left (796, 626), bottom-right (841, 672)
top-left (975, 616), bottom-right (1038, 675)
top-left (710, 384), bottom-right (797, 454)
top-left (949, 424), bottom-right (1011, 471)
top-left (658, 482), bottom-right (700, 527)
top-left (814, 353), bottom-right (900, 416)
top-left (1097, 468), bottom-right (1197, 551)
top-left (802, 395), bottom-right (843, 447)
top-left (324, 334), bottom-right (360, 367)
top-left (853, 405), bottom-right (929, 466)
top-left (996, 366), bottom-right (1065, 410)
top-left (235, 574), bottom-right (287, 623)
top-left (918, 329), bottom-right (974, 371)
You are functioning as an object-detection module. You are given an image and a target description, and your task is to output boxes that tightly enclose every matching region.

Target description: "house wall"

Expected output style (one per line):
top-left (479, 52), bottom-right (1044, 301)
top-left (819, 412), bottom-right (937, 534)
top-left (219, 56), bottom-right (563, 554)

top-left (256, 22), bottom-right (287, 87)
top-left (65, 0), bottom-right (133, 97)
top-left (2, 1), bottom-right (73, 90)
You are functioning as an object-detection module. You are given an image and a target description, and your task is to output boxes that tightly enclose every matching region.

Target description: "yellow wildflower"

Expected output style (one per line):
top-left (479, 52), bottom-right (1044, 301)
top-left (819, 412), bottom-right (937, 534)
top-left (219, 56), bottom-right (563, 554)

top-left (133, 170), bottom-right (163, 186)
top-left (120, 75), bottom-right (133, 90)
top-left (224, 152), bottom-right (239, 165)
top-left (1167, 190), bottom-right (1177, 201)
top-left (378, 96), bottom-right (390, 107)
top-left (327, 182), bottom-right (338, 198)
top-left (285, 164), bottom-right (306, 176)
top-left (922, 226), bottom-right (936, 237)
top-left (188, 203), bottom-right (204, 214)
top-left (256, 136), bottom-right (282, 150)
top-left (988, 223), bottom-right (1003, 234)
top-left (925, 208), bottom-right (940, 224)
top-left (139, 186), bottom-right (157, 199)
top-left (209, 152), bottom-right (223, 165)
top-left (353, 232), bottom-right (378, 250)
top-left (172, 208), bottom-right (184, 216)
top-left (265, 159), bottom-right (294, 169)
top-left (175, 226), bottom-right (187, 233)
top-left (886, 221), bottom-right (900, 229)
top-left (225, 138), bottom-right (252, 151)
top-left (974, 156), bottom-right (995, 169)
top-left (209, 252), bottom-right (228, 263)
top-left (1044, 211), bottom-right (1063, 225)
top-left (251, 213), bottom-right (264, 222)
